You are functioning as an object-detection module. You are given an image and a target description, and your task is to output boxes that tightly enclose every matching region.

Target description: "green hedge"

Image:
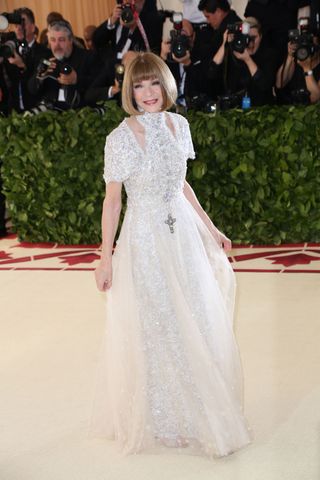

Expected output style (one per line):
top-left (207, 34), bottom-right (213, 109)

top-left (1, 103), bottom-right (320, 244)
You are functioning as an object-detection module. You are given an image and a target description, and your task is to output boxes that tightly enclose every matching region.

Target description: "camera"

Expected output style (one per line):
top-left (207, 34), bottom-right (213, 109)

top-left (0, 11), bottom-right (29, 59)
top-left (291, 88), bottom-right (310, 105)
top-left (0, 11), bottom-right (23, 31)
top-left (0, 32), bottom-right (28, 59)
top-left (0, 32), bottom-right (16, 58)
top-left (288, 17), bottom-right (317, 61)
top-left (36, 58), bottom-right (73, 79)
top-left (168, 12), bottom-right (190, 60)
top-left (189, 94), bottom-right (217, 113)
top-left (217, 91), bottom-right (244, 111)
top-left (116, 0), bottom-right (135, 24)
top-left (115, 63), bottom-right (125, 87)
top-left (227, 22), bottom-right (250, 54)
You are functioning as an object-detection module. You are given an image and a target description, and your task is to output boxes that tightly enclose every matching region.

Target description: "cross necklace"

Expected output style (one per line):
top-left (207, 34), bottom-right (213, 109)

top-left (165, 213), bottom-right (176, 234)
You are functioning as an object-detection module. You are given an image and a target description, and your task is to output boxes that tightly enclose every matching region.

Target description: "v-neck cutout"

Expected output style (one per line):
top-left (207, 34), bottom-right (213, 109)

top-left (124, 112), bottom-right (177, 155)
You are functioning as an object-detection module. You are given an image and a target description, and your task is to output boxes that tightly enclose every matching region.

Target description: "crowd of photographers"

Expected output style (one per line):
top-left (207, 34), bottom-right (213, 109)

top-left (0, 0), bottom-right (320, 118)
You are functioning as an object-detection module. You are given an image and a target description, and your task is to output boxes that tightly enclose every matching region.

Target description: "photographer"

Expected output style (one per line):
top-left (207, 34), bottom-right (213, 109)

top-left (84, 50), bottom-right (137, 106)
top-left (198, 0), bottom-right (242, 99)
top-left (92, 0), bottom-right (163, 63)
top-left (244, 0), bottom-right (311, 66)
top-left (160, 17), bottom-right (211, 109)
top-left (28, 20), bottom-right (100, 112)
top-left (208, 17), bottom-right (277, 106)
top-left (198, 0), bottom-right (241, 55)
top-left (1, 8), bottom-right (50, 113)
top-left (275, 21), bottom-right (320, 104)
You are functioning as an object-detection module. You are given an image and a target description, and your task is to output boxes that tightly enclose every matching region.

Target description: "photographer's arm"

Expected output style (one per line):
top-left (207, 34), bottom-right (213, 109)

top-left (207, 30), bottom-right (228, 79)
top-left (92, 5), bottom-right (121, 50)
top-left (7, 50), bottom-right (26, 72)
top-left (183, 181), bottom-right (232, 251)
top-left (298, 56), bottom-right (320, 103)
top-left (160, 39), bottom-right (171, 61)
top-left (233, 49), bottom-right (258, 76)
top-left (276, 43), bottom-right (296, 88)
top-left (212, 30), bottom-right (228, 66)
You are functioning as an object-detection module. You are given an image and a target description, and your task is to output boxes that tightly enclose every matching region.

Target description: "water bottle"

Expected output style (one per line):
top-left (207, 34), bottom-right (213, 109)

top-left (242, 94), bottom-right (251, 110)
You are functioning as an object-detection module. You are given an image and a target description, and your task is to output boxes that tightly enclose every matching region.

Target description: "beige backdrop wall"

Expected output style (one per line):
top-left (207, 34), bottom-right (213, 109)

top-left (1, 0), bottom-right (114, 38)
top-left (1, 0), bottom-right (248, 40)
top-left (0, 0), bottom-right (247, 36)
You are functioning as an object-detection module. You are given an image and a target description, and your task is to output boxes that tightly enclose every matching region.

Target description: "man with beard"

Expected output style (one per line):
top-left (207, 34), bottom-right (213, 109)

top-left (28, 20), bottom-right (99, 112)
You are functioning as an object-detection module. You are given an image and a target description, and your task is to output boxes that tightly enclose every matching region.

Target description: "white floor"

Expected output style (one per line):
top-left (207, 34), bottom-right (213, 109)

top-left (1, 265), bottom-right (320, 479)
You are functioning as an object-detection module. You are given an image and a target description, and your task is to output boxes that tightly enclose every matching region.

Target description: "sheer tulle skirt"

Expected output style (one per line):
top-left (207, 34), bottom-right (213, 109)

top-left (90, 194), bottom-right (251, 457)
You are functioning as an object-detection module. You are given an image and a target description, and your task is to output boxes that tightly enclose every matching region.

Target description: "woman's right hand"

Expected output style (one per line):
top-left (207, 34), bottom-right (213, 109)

top-left (95, 261), bottom-right (113, 291)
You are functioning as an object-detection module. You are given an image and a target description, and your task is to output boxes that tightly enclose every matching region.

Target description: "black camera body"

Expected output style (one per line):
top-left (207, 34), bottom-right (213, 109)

top-left (116, 0), bottom-right (135, 24)
top-left (169, 12), bottom-right (190, 60)
top-left (189, 94), bottom-right (217, 113)
top-left (288, 29), bottom-right (316, 61)
top-left (217, 91), bottom-right (244, 111)
top-left (0, 32), bottom-right (28, 59)
top-left (228, 22), bottom-right (251, 54)
top-left (288, 17), bottom-right (319, 61)
top-left (37, 58), bottom-right (73, 79)
top-left (0, 10), bottom-right (23, 30)
top-left (291, 88), bottom-right (311, 105)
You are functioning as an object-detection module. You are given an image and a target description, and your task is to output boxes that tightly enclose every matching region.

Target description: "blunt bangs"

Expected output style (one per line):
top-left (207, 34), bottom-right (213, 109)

top-left (122, 52), bottom-right (178, 115)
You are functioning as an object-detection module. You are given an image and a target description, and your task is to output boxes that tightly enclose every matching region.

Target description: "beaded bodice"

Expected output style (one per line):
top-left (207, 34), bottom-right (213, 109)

top-left (103, 111), bottom-right (195, 209)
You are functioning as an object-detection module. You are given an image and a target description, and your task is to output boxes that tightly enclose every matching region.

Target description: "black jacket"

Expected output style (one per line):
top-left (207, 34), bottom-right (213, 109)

top-left (84, 58), bottom-right (120, 106)
top-left (244, 0), bottom-right (310, 64)
top-left (208, 43), bottom-right (278, 105)
top-left (276, 61), bottom-right (320, 104)
top-left (167, 57), bottom-right (212, 107)
top-left (202, 10), bottom-right (242, 99)
top-left (92, 8), bottom-right (164, 62)
top-left (28, 45), bottom-right (100, 110)
top-left (4, 41), bottom-right (50, 112)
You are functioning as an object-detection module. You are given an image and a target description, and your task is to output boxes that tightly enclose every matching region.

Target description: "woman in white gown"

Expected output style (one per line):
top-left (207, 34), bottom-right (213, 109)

top-left (93, 52), bottom-right (251, 457)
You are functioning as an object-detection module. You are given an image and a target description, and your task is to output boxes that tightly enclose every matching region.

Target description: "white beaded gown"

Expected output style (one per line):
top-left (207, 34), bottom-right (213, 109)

top-left (90, 111), bottom-right (251, 457)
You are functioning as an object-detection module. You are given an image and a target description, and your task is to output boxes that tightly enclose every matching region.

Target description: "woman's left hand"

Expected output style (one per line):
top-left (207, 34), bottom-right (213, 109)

top-left (219, 233), bottom-right (232, 252)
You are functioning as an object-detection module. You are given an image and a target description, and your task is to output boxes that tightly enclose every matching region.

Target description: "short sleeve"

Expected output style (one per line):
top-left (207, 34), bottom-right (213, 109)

top-left (179, 115), bottom-right (196, 160)
top-left (103, 124), bottom-right (134, 184)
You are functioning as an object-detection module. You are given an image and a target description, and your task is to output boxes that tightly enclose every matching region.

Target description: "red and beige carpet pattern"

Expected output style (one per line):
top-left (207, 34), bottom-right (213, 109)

top-left (1, 235), bottom-right (320, 273)
top-left (1, 234), bottom-right (319, 480)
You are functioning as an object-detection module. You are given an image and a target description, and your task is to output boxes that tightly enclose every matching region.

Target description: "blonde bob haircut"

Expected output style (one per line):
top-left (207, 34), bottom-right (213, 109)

top-left (122, 52), bottom-right (178, 115)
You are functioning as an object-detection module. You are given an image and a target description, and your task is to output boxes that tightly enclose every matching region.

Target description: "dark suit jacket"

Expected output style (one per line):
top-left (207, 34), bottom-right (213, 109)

top-left (202, 10), bottom-right (242, 100)
top-left (92, 8), bottom-right (164, 62)
top-left (167, 57), bottom-right (212, 106)
top-left (208, 43), bottom-right (278, 105)
top-left (5, 41), bottom-right (51, 112)
top-left (84, 58), bottom-right (120, 106)
top-left (28, 45), bottom-right (100, 110)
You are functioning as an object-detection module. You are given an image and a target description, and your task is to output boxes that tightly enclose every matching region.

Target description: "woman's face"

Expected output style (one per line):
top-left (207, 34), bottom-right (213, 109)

top-left (133, 77), bottom-right (163, 113)
top-left (247, 28), bottom-right (262, 55)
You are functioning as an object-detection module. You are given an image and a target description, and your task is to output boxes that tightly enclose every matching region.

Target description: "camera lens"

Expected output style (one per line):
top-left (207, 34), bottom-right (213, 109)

top-left (296, 46), bottom-right (309, 61)
top-left (121, 5), bottom-right (134, 24)
top-left (60, 64), bottom-right (72, 75)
